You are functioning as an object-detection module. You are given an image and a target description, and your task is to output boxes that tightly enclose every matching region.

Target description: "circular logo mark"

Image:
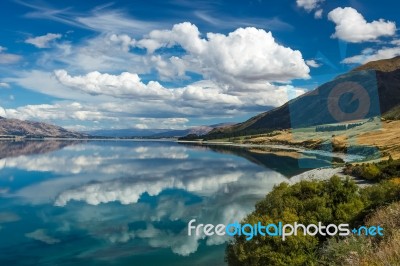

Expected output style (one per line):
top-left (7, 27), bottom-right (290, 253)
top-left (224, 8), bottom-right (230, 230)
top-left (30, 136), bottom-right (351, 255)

top-left (327, 81), bottom-right (370, 122)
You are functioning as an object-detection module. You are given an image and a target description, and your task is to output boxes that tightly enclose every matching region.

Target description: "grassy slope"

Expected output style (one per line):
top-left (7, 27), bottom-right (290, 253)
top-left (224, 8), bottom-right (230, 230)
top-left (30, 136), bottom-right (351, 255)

top-left (353, 56), bottom-right (400, 72)
top-left (206, 57), bottom-right (400, 141)
top-left (209, 118), bottom-right (400, 160)
top-left (383, 105), bottom-right (400, 120)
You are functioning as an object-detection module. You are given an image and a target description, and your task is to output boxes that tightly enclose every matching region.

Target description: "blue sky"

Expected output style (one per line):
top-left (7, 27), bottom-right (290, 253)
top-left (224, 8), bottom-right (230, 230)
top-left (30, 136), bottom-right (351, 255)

top-left (0, 0), bottom-right (399, 131)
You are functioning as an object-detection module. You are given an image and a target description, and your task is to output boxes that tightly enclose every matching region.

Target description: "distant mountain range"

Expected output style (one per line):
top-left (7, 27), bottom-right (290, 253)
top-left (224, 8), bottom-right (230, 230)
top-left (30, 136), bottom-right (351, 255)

top-left (0, 114), bottom-right (233, 139)
top-left (203, 56), bottom-right (400, 139)
top-left (0, 116), bottom-right (88, 138)
top-left (84, 128), bottom-right (165, 138)
top-left (86, 123), bottom-right (234, 138)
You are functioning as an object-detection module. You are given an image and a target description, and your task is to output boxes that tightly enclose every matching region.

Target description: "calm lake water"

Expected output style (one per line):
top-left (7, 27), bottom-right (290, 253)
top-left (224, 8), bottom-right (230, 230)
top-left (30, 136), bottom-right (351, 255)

top-left (0, 140), bottom-right (353, 265)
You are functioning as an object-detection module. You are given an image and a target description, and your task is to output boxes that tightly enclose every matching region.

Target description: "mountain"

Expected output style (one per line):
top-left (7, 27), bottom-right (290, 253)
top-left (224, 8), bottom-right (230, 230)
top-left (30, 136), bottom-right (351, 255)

top-left (0, 116), bottom-right (88, 138)
top-left (150, 123), bottom-right (235, 138)
top-left (204, 56), bottom-right (400, 139)
top-left (149, 126), bottom-right (212, 138)
top-left (85, 128), bottom-right (166, 138)
top-left (86, 123), bottom-right (235, 138)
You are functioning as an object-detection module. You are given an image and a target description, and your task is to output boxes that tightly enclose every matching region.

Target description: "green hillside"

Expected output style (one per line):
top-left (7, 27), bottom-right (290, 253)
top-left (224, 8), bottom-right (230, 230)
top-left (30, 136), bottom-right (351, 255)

top-left (201, 56), bottom-right (400, 140)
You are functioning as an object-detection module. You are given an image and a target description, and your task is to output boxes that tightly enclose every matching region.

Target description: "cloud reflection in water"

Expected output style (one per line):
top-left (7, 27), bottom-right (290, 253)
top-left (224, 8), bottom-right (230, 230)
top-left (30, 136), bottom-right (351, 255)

top-left (0, 141), bottom-right (289, 261)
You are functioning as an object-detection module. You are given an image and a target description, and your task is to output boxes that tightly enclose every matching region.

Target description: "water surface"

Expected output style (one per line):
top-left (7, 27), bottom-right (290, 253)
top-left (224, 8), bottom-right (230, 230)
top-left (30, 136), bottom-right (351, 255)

top-left (0, 140), bottom-right (345, 265)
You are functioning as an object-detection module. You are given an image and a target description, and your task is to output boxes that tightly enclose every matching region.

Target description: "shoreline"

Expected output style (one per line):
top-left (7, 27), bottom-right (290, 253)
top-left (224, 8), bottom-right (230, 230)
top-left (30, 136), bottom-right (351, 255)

top-left (2, 137), bottom-right (377, 164)
top-left (179, 140), bottom-right (367, 163)
top-left (289, 166), bottom-right (374, 187)
top-left (180, 140), bottom-right (378, 186)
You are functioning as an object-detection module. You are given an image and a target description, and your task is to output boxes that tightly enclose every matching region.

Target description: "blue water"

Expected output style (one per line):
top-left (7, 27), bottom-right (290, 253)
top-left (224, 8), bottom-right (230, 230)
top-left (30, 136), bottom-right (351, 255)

top-left (0, 140), bottom-right (338, 265)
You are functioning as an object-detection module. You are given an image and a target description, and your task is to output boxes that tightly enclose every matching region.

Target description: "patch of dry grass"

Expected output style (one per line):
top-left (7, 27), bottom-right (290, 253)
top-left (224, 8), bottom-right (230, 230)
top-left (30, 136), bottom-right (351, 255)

top-left (322, 201), bottom-right (400, 266)
top-left (357, 120), bottom-right (400, 160)
top-left (356, 201), bottom-right (400, 265)
top-left (390, 177), bottom-right (400, 185)
top-left (357, 231), bottom-right (400, 266)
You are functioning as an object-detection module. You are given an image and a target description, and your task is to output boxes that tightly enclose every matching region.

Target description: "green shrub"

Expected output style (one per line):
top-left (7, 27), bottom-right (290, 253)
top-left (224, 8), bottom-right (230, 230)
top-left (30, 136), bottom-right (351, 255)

top-left (226, 177), bottom-right (400, 266)
top-left (318, 236), bottom-right (371, 266)
top-left (344, 158), bottom-right (400, 181)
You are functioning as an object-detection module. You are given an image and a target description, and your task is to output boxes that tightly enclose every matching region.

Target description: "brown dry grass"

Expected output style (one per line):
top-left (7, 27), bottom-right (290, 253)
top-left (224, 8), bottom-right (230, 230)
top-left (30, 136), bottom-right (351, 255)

top-left (356, 232), bottom-right (400, 266)
top-left (248, 148), bottom-right (301, 159)
top-left (323, 202), bottom-right (400, 266)
top-left (242, 120), bottom-right (400, 160)
top-left (390, 177), bottom-right (400, 185)
top-left (356, 120), bottom-right (400, 159)
top-left (356, 202), bottom-right (400, 266)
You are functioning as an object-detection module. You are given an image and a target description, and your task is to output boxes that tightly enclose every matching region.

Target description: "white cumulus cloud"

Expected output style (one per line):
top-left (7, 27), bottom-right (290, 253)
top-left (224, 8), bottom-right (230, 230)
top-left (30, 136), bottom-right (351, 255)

top-left (53, 69), bottom-right (305, 111)
top-left (54, 70), bottom-right (170, 99)
top-left (306, 59), bottom-right (321, 68)
top-left (342, 46), bottom-right (400, 64)
top-left (328, 7), bottom-right (396, 43)
top-left (4, 22), bottom-right (310, 129)
top-left (54, 70), bottom-right (243, 107)
top-left (109, 34), bottom-right (136, 52)
top-left (314, 9), bottom-right (323, 19)
top-left (137, 22), bottom-right (206, 54)
top-left (0, 106), bottom-right (6, 117)
top-left (25, 33), bottom-right (62, 48)
top-left (137, 23), bottom-right (310, 83)
top-left (296, 0), bottom-right (324, 12)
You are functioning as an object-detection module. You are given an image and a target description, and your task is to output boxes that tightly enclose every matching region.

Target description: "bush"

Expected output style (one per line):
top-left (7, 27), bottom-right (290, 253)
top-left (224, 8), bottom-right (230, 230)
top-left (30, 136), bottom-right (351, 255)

top-left (226, 177), bottom-right (400, 266)
top-left (344, 158), bottom-right (400, 181)
top-left (318, 236), bottom-right (371, 266)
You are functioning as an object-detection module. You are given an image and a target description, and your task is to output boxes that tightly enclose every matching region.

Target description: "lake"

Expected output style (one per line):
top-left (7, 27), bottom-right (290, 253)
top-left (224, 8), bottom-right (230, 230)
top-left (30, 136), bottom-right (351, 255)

top-left (0, 140), bottom-right (354, 265)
